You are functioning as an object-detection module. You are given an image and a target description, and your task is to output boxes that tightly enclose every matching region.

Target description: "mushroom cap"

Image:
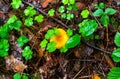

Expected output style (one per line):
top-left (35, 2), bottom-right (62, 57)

top-left (50, 28), bottom-right (68, 49)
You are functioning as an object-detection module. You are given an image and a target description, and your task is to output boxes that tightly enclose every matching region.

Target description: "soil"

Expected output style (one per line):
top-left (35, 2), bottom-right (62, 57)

top-left (0, 0), bottom-right (120, 79)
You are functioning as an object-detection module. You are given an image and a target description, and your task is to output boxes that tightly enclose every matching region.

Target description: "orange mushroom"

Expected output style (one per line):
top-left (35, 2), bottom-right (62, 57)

top-left (50, 28), bottom-right (68, 49)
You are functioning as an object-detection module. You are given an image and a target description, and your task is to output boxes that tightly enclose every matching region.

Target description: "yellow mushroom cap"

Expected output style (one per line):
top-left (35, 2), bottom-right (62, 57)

top-left (50, 28), bottom-right (68, 49)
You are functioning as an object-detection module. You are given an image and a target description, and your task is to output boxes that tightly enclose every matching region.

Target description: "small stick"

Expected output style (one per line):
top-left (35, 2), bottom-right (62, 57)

top-left (78, 75), bottom-right (92, 79)
top-left (81, 40), bottom-right (111, 54)
top-left (73, 67), bottom-right (85, 79)
top-left (106, 26), bottom-right (109, 48)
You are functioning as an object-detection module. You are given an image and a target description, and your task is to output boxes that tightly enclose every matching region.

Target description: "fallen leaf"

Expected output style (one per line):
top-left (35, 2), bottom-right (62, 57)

top-left (5, 55), bottom-right (27, 73)
top-left (76, 2), bottom-right (85, 10)
top-left (41, 0), bottom-right (52, 8)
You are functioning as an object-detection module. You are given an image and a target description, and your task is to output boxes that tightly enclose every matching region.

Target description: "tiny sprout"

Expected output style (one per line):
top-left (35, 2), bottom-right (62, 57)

top-left (48, 9), bottom-right (55, 16)
top-left (81, 10), bottom-right (89, 18)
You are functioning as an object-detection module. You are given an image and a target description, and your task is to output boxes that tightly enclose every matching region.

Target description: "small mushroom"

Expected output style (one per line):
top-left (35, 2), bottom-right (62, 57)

top-left (50, 28), bottom-right (68, 49)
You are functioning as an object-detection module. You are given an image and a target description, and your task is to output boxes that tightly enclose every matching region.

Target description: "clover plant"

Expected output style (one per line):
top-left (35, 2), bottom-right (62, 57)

top-left (11, 0), bottom-right (22, 9)
top-left (0, 15), bottom-right (22, 38)
top-left (94, 2), bottom-right (105, 9)
top-left (22, 46), bottom-right (33, 60)
top-left (93, 3), bottom-right (116, 27)
top-left (0, 39), bottom-right (9, 57)
top-left (78, 19), bottom-right (98, 37)
top-left (22, 74), bottom-right (28, 79)
top-left (7, 15), bottom-right (22, 30)
top-left (66, 28), bottom-right (73, 37)
top-left (81, 10), bottom-right (90, 18)
top-left (13, 73), bottom-right (28, 79)
top-left (46, 41), bottom-right (57, 52)
top-left (58, 0), bottom-right (78, 20)
top-left (24, 6), bottom-right (36, 17)
top-left (13, 73), bottom-right (21, 79)
top-left (58, 6), bottom-right (65, 13)
top-left (0, 25), bottom-right (10, 38)
top-left (62, 0), bottom-right (75, 5)
top-left (17, 35), bottom-right (29, 47)
top-left (48, 9), bottom-right (55, 17)
top-left (34, 14), bottom-right (44, 23)
top-left (40, 28), bottom-right (59, 52)
top-left (24, 17), bottom-right (33, 26)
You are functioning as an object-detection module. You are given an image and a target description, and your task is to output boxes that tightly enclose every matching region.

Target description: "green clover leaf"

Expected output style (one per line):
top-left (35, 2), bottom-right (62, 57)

top-left (81, 10), bottom-right (90, 18)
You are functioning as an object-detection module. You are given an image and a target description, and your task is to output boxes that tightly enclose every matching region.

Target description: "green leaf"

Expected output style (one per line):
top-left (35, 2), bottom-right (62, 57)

top-left (45, 29), bottom-right (54, 39)
top-left (100, 15), bottom-right (109, 27)
top-left (17, 35), bottom-right (29, 47)
top-left (46, 41), bottom-right (56, 52)
top-left (61, 13), bottom-right (67, 19)
top-left (81, 9), bottom-right (89, 18)
top-left (0, 39), bottom-right (9, 57)
top-left (93, 9), bottom-right (104, 17)
top-left (24, 6), bottom-right (36, 17)
top-left (48, 9), bottom-right (55, 17)
top-left (58, 6), bottom-right (65, 13)
top-left (66, 13), bottom-right (74, 20)
top-left (67, 5), bottom-right (73, 10)
top-left (11, 0), bottom-right (22, 9)
top-left (9, 20), bottom-right (22, 30)
top-left (79, 20), bottom-right (98, 36)
top-left (60, 46), bottom-right (68, 53)
top-left (69, 0), bottom-right (75, 4)
top-left (24, 17), bottom-right (33, 27)
top-left (66, 34), bottom-right (81, 48)
top-left (94, 2), bottom-right (104, 9)
top-left (112, 48), bottom-right (120, 62)
top-left (67, 28), bottom-right (73, 37)
top-left (72, 3), bottom-right (78, 11)
top-left (40, 39), bottom-right (48, 48)
top-left (0, 25), bottom-right (10, 38)
top-left (105, 8), bottom-right (116, 15)
top-left (22, 46), bottom-right (33, 60)
top-left (108, 67), bottom-right (120, 79)
top-left (53, 28), bottom-right (60, 35)
top-left (114, 32), bottom-right (120, 47)
top-left (99, 2), bottom-right (105, 9)
top-left (34, 14), bottom-right (44, 23)
top-left (62, 0), bottom-right (68, 5)
top-left (22, 74), bottom-right (28, 79)
top-left (13, 73), bottom-right (21, 79)
top-left (7, 15), bottom-right (18, 24)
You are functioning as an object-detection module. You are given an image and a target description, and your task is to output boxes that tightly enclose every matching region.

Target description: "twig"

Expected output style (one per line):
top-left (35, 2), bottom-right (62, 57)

top-left (78, 75), bottom-right (92, 79)
top-left (81, 40), bottom-right (111, 54)
top-left (88, 6), bottom-right (103, 28)
top-left (22, 0), bottom-right (69, 29)
top-left (105, 26), bottom-right (109, 49)
top-left (73, 67), bottom-right (85, 79)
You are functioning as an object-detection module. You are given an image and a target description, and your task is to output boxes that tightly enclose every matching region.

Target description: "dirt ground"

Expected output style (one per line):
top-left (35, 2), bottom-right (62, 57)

top-left (0, 0), bottom-right (120, 79)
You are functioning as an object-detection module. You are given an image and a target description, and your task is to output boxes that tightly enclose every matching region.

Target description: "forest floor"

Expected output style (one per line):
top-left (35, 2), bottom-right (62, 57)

top-left (0, 0), bottom-right (120, 79)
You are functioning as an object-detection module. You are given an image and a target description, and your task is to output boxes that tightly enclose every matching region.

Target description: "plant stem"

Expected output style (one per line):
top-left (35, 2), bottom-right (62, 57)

top-left (106, 26), bottom-right (109, 48)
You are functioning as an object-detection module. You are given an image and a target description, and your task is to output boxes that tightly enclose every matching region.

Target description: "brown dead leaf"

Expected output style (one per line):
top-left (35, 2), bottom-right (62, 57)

top-left (5, 55), bottom-right (27, 73)
top-left (37, 45), bottom-right (44, 57)
top-left (76, 2), bottom-right (85, 10)
top-left (92, 74), bottom-right (101, 79)
top-left (41, 0), bottom-right (57, 8)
